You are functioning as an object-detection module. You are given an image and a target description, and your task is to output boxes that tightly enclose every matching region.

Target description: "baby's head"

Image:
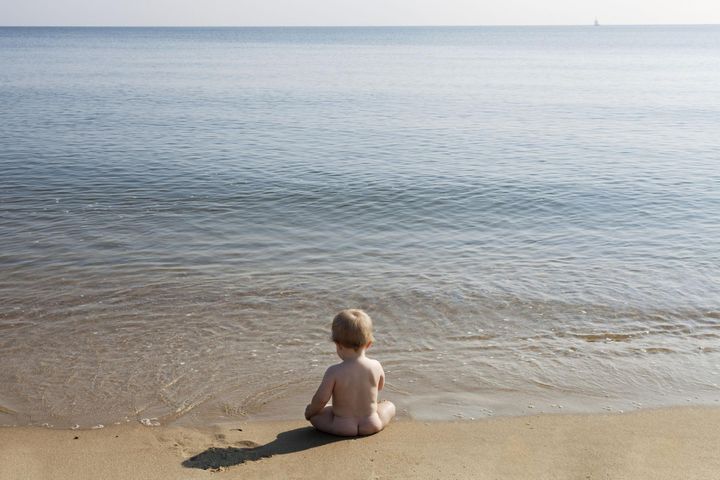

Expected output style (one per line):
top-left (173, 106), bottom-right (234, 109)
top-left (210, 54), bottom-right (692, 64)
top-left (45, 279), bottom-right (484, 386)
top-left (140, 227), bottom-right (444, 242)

top-left (332, 309), bottom-right (374, 351)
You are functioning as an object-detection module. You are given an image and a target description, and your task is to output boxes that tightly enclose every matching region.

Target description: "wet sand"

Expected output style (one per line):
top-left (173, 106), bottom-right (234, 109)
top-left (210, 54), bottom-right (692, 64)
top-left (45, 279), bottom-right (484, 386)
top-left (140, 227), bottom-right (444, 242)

top-left (1, 407), bottom-right (718, 480)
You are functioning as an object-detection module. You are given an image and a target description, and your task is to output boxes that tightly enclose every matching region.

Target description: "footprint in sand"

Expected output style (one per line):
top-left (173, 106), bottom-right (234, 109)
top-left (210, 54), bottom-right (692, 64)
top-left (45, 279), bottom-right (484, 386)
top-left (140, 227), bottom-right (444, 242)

top-left (235, 440), bottom-right (260, 448)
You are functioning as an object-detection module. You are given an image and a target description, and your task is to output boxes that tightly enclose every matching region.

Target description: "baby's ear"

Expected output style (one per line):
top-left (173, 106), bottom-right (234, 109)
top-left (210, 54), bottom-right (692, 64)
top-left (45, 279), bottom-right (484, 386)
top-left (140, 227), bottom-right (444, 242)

top-left (365, 341), bottom-right (373, 350)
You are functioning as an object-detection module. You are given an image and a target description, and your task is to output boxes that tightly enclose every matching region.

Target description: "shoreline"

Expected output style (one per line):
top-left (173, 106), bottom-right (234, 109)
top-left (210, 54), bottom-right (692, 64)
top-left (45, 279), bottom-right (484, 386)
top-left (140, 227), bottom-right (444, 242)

top-left (2, 406), bottom-right (719, 479)
top-left (3, 392), bottom-right (720, 430)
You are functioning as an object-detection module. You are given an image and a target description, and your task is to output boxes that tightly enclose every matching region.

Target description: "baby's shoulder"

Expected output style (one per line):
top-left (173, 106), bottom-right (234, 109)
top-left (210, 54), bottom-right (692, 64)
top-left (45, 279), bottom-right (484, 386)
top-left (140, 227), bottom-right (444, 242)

top-left (363, 357), bottom-right (384, 372)
top-left (326, 362), bottom-right (344, 374)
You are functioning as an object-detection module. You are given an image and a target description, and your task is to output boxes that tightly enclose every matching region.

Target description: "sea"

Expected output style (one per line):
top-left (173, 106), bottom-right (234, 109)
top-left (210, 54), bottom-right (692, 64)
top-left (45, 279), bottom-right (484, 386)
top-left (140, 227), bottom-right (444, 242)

top-left (1, 26), bottom-right (719, 428)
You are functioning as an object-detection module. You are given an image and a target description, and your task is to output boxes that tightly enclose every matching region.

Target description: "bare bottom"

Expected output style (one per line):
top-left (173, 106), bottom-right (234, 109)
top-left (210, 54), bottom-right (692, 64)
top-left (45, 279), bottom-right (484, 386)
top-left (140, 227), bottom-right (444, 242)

top-left (309, 400), bottom-right (396, 436)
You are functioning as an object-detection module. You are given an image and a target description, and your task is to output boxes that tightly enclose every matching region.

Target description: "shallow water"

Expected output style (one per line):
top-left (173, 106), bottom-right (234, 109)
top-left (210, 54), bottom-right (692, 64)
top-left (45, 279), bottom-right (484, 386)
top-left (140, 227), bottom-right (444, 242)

top-left (1, 26), bottom-right (719, 428)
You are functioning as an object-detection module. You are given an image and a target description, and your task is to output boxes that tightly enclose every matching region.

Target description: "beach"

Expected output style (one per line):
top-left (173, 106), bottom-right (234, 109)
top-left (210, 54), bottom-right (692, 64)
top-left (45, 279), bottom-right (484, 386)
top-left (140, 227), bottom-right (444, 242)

top-left (2, 407), bottom-right (719, 479)
top-left (2, 25), bottom-right (719, 479)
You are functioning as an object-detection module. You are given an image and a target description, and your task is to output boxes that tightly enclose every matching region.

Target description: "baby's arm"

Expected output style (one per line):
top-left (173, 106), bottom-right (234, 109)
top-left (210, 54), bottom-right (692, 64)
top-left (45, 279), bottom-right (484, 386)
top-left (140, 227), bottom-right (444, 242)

top-left (304, 367), bottom-right (335, 420)
top-left (377, 361), bottom-right (385, 391)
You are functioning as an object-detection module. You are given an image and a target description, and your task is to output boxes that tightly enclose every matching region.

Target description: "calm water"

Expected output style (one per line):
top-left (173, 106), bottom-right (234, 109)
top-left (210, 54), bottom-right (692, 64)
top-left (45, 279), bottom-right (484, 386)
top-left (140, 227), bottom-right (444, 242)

top-left (1, 26), bottom-right (719, 428)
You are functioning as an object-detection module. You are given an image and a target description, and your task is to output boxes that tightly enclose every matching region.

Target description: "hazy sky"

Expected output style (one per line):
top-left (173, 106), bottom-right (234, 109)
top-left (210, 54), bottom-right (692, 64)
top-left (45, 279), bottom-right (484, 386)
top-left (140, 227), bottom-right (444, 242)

top-left (1, 0), bottom-right (719, 26)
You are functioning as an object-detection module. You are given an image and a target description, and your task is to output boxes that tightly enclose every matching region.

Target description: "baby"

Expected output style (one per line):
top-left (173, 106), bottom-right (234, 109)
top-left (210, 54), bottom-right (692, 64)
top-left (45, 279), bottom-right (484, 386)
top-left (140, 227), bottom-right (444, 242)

top-left (304, 309), bottom-right (396, 436)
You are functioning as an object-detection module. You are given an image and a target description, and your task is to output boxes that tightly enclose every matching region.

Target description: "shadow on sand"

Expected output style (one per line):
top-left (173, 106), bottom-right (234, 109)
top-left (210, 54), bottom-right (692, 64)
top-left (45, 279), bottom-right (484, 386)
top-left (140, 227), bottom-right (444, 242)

top-left (182, 427), bottom-right (349, 470)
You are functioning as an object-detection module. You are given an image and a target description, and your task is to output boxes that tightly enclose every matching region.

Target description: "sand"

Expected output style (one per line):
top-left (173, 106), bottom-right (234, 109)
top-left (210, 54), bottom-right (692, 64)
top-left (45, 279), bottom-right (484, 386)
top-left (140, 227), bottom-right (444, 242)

top-left (1, 407), bottom-right (718, 480)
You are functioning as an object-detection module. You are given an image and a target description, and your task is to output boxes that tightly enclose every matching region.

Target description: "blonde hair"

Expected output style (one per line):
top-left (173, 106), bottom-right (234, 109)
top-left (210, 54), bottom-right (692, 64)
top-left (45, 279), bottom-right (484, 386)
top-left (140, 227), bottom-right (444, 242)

top-left (332, 309), bottom-right (374, 350)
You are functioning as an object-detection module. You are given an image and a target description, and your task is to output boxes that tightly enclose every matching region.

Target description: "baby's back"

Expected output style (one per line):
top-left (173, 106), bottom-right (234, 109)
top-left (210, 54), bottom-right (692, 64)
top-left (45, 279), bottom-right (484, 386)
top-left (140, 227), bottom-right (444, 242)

top-left (331, 357), bottom-right (382, 418)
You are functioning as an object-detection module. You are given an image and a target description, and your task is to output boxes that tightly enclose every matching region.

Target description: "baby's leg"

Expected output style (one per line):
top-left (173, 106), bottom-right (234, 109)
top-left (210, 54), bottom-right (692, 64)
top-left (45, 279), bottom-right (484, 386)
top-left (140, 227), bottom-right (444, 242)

top-left (377, 400), bottom-right (396, 428)
top-left (358, 401), bottom-right (396, 435)
top-left (309, 407), bottom-right (358, 437)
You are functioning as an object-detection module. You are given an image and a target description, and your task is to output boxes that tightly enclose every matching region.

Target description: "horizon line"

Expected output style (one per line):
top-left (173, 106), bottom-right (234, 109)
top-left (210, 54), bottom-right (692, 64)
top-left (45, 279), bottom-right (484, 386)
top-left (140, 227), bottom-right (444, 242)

top-left (1, 23), bottom-right (719, 28)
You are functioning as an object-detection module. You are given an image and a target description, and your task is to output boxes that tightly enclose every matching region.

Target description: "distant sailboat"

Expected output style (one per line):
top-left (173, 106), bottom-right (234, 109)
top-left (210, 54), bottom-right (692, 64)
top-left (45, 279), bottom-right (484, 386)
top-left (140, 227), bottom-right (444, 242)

top-left (594, 18), bottom-right (600, 26)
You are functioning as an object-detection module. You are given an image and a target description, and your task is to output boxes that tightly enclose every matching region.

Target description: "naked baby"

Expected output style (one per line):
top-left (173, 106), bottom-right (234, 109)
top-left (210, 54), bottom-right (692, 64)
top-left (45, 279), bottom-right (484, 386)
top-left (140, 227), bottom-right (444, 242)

top-left (304, 309), bottom-right (396, 436)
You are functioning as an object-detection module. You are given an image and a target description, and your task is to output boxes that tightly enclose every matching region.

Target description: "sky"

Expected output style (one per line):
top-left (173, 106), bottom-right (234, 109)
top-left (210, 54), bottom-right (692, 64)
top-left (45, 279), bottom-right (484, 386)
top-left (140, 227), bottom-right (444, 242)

top-left (1, 0), bottom-right (719, 26)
